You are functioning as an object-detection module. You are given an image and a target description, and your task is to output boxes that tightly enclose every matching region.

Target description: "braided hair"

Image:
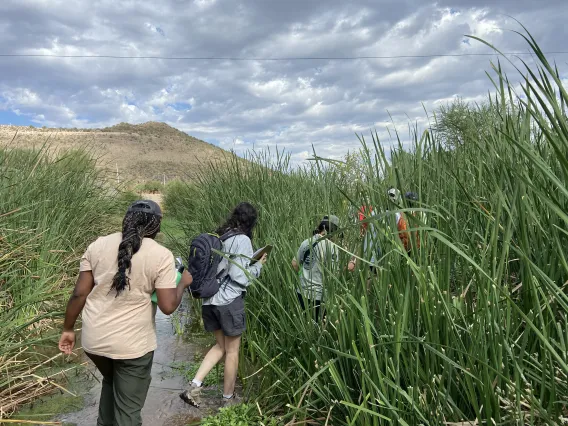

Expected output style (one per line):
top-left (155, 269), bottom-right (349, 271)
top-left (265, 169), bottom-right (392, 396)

top-left (110, 210), bottom-right (161, 296)
top-left (216, 202), bottom-right (258, 241)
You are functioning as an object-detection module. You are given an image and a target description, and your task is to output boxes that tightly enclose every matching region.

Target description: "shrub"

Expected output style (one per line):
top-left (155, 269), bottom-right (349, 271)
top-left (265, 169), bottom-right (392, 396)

top-left (162, 179), bottom-right (197, 220)
top-left (200, 404), bottom-right (280, 426)
top-left (135, 180), bottom-right (162, 193)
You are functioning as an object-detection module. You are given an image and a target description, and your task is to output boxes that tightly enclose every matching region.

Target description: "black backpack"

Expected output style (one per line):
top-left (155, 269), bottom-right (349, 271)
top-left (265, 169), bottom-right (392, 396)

top-left (187, 230), bottom-right (243, 299)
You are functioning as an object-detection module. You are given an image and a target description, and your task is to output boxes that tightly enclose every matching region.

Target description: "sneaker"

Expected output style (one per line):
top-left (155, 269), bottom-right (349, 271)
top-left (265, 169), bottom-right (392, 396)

top-left (179, 384), bottom-right (202, 408)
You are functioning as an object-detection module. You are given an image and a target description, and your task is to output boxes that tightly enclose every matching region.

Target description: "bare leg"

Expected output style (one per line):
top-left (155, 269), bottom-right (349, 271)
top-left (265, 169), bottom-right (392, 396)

top-left (222, 334), bottom-right (241, 396)
top-left (194, 329), bottom-right (225, 383)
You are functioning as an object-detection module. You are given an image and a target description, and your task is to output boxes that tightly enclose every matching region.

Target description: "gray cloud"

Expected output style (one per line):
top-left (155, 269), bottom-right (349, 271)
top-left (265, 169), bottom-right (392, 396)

top-left (0, 0), bottom-right (567, 162)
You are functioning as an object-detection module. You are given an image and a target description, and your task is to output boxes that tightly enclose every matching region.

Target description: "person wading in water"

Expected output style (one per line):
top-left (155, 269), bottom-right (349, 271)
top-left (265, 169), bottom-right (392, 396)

top-left (59, 200), bottom-right (192, 426)
top-left (180, 202), bottom-right (267, 408)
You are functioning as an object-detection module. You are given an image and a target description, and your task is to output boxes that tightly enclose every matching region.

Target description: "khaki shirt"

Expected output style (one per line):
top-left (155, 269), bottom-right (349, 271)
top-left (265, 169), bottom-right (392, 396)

top-left (79, 232), bottom-right (176, 359)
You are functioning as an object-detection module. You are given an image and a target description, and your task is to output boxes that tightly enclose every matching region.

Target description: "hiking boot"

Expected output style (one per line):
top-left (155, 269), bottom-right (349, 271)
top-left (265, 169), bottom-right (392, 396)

top-left (221, 393), bottom-right (242, 408)
top-left (179, 384), bottom-right (202, 408)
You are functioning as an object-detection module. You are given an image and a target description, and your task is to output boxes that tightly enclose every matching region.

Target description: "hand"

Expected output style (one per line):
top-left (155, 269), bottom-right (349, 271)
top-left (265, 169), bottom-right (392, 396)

top-left (347, 260), bottom-right (356, 272)
top-left (59, 330), bottom-right (76, 355)
top-left (291, 258), bottom-right (298, 272)
top-left (180, 269), bottom-right (193, 288)
top-left (259, 253), bottom-right (268, 265)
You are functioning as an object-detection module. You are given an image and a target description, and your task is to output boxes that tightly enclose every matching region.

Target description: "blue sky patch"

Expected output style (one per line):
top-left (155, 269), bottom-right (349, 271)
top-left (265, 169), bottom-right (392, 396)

top-left (168, 102), bottom-right (192, 111)
top-left (0, 110), bottom-right (34, 126)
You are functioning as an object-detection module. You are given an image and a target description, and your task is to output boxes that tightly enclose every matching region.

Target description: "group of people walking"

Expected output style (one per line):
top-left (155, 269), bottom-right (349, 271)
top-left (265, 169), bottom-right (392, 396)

top-left (58, 187), bottom-right (424, 425)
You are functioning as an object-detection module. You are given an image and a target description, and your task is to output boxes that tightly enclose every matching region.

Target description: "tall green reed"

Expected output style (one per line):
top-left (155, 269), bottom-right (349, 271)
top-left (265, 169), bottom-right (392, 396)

top-left (0, 147), bottom-right (117, 416)
top-left (168, 29), bottom-right (567, 424)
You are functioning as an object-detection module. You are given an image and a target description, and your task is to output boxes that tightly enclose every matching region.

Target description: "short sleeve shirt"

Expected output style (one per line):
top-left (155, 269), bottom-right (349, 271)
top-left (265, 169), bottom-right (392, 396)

top-left (297, 234), bottom-right (338, 301)
top-left (79, 232), bottom-right (176, 359)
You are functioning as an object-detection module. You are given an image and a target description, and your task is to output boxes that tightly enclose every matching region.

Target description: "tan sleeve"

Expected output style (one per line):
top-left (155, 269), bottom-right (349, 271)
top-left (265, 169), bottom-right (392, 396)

top-left (79, 242), bottom-right (94, 272)
top-left (154, 249), bottom-right (177, 289)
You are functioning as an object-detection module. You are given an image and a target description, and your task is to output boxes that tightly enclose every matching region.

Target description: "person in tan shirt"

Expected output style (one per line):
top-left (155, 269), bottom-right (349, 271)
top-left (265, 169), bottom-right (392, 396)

top-left (58, 200), bottom-right (192, 426)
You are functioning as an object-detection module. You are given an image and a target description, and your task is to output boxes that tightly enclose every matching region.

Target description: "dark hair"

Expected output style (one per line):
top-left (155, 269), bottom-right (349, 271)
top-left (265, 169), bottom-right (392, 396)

top-left (313, 218), bottom-right (338, 235)
top-left (110, 211), bottom-right (162, 296)
top-left (216, 202), bottom-right (258, 240)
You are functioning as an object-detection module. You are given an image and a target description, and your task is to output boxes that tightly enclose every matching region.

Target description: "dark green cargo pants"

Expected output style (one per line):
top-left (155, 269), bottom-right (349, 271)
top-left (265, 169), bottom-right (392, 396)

top-left (86, 351), bottom-right (154, 426)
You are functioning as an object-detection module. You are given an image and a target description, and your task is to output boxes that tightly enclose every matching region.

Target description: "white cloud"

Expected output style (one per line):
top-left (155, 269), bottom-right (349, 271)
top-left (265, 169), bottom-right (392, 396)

top-left (0, 0), bottom-right (566, 164)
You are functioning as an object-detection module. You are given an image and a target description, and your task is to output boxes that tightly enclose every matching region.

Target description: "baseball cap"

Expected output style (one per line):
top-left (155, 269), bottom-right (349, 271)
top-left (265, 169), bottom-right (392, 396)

top-left (127, 200), bottom-right (163, 217)
top-left (387, 187), bottom-right (400, 200)
top-left (322, 215), bottom-right (340, 227)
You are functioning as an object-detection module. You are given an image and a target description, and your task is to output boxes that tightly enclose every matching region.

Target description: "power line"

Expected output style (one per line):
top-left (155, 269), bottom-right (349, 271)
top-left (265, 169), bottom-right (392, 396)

top-left (0, 51), bottom-right (567, 61)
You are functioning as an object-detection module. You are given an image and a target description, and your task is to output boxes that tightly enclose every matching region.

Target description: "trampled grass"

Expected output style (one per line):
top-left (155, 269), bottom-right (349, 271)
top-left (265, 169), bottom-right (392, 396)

top-left (167, 29), bottom-right (568, 424)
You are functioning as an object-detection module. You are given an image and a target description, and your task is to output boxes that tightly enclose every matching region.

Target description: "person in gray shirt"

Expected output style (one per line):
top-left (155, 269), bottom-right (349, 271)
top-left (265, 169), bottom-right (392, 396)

top-left (180, 202), bottom-right (267, 408)
top-left (292, 215), bottom-right (340, 321)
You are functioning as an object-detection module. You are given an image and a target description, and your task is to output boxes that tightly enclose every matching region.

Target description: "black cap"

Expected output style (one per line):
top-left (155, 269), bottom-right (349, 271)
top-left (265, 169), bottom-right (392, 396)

top-left (127, 200), bottom-right (163, 217)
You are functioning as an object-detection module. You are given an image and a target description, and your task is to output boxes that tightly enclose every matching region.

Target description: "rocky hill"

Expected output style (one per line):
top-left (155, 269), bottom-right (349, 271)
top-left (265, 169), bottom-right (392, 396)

top-left (0, 121), bottom-right (235, 185)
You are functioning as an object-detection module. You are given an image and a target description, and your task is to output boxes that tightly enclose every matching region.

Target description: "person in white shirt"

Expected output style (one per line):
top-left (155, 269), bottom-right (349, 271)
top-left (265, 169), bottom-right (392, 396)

top-left (292, 215), bottom-right (340, 321)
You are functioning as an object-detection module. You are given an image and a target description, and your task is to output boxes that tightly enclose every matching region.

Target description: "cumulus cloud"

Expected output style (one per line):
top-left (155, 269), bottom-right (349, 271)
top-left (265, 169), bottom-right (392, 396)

top-left (0, 0), bottom-right (567, 162)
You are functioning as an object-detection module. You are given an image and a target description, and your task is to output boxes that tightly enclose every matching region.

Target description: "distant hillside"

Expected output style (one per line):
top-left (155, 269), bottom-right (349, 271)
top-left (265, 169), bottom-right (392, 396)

top-left (0, 121), bottom-right (236, 184)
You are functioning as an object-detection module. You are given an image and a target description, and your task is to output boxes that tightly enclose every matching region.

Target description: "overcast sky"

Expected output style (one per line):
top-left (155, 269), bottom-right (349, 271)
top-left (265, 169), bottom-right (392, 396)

top-left (0, 0), bottom-right (567, 162)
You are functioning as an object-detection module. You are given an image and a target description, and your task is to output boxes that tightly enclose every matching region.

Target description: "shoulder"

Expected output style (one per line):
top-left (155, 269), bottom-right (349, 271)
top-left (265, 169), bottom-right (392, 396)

top-left (98, 232), bottom-right (121, 244)
top-left (231, 234), bottom-right (252, 244)
top-left (226, 234), bottom-right (252, 251)
top-left (89, 232), bottom-right (121, 251)
top-left (142, 238), bottom-right (174, 259)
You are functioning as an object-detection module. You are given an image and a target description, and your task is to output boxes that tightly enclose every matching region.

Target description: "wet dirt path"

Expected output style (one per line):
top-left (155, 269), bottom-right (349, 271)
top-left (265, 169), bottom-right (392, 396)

top-left (54, 305), bottom-right (222, 426)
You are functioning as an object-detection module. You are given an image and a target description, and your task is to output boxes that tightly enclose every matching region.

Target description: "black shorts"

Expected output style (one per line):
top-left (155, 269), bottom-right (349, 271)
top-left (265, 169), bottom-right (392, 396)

top-left (202, 296), bottom-right (246, 337)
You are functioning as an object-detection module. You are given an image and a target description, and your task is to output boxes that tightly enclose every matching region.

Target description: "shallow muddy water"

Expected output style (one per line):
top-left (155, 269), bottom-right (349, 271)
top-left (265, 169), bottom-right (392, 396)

top-left (50, 305), bottom-right (222, 426)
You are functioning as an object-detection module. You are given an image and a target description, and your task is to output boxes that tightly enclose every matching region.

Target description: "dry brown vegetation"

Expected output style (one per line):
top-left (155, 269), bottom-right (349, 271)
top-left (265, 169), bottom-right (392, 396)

top-left (0, 121), bottom-right (235, 185)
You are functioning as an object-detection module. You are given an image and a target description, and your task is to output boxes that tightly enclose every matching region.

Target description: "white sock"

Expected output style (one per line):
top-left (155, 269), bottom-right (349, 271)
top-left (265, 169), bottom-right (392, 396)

top-left (191, 379), bottom-right (202, 387)
top-left (222, 393), bottom-right (234, 399)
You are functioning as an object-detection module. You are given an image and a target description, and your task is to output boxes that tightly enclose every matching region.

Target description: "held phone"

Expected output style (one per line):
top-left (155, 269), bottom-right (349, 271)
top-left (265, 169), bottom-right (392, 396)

top-left (250, 245), bottom-right (273, 265)
top-left (151, 256), bottom-right (185, 304)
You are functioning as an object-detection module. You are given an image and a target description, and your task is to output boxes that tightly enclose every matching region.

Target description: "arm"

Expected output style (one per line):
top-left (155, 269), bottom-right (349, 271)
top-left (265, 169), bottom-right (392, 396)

top-left (156, 269), bottom-right (192, 315)
top-left (398, 215), bottom-right (410, 252)
top-left (295, 242), bottom-right (307, 273)
top-left (225, 237), bottom-right (264, 287)
top-left (59, 271), bottom-right (95, 355)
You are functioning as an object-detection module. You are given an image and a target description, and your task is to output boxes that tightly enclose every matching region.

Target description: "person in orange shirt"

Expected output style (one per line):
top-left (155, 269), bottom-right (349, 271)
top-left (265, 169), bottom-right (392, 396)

top-left (349, 188), bottom-right (425, 273)
top-left (349, 188), bottom-right (400, 273)
top-left (396, 191), bottom-right (426, 253)
top-left (358, 204), bottom-right (373, 237)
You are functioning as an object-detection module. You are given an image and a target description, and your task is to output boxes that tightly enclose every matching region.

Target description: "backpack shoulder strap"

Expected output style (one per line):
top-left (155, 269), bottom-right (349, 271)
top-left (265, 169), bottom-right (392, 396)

top-left (219, 229), bottom-right (245, 242)
top-left (301, 238), bottom-right (323, 264)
